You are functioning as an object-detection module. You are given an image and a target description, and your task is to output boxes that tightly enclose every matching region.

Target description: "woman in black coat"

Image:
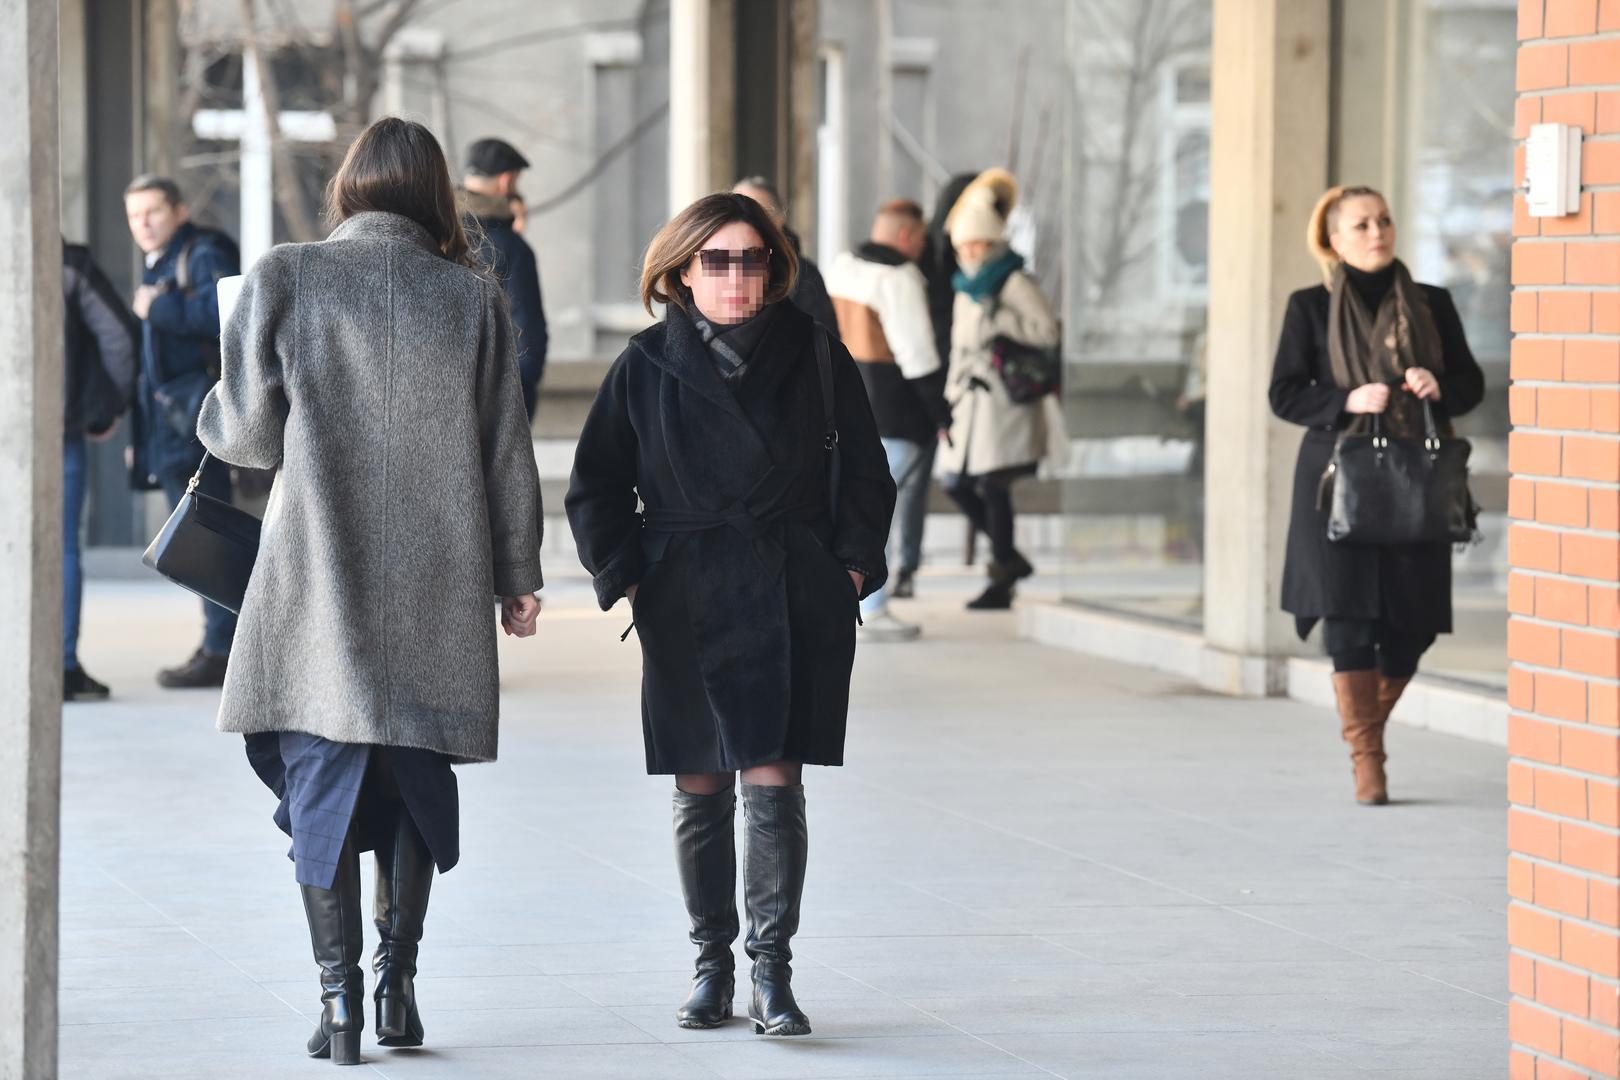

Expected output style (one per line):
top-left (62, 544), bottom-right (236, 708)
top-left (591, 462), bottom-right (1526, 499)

top-left (1270, 185), bottom-right (1484, 806)
top-left (566, 193), bottom-right (896, 1038)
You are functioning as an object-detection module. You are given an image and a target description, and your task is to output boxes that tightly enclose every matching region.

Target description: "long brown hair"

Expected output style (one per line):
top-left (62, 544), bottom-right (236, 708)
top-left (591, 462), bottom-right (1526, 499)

top-left (639, 192), bottom-right (798, 315)
top-left (1307, 184), bottom-right (1386, 283)
top-left (326, 117), bottom-right (475, 268)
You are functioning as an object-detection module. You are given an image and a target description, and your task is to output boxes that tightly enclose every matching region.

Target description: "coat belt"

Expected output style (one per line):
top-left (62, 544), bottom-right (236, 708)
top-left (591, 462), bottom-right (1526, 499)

top-left (644, 501), bottom-right (820, 577)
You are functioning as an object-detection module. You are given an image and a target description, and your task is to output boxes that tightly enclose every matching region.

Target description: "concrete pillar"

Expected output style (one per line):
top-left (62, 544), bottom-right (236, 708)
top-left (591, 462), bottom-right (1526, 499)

top-left (1201, 0), bottom-right (1331, 691)
top-left (0, 1), bottom-right (63, 1076)
top-left (668, 0), bottom-right (735, 214)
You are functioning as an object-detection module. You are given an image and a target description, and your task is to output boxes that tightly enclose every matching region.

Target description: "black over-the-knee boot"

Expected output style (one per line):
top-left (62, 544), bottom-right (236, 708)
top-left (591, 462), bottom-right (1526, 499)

top-left (674, 786), bottom-right (739, 1028)
top-left (742, 783), bottom-right (811, 1037)
top-left (301, 833), bottom-right (365, 1065)
top-left (373, 806), bottom-right (434, 1047)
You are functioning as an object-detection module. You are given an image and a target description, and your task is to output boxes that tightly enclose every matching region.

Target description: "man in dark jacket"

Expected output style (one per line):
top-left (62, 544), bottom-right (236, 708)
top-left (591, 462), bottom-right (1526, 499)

top-left (460, 138), bottom-right (548, 417)
top-left (62, 241), bottom-right (138, 700)
top-left (125, 174), bottom-right (240, 688)
top-left (733, 177), bottom-right (839, 336)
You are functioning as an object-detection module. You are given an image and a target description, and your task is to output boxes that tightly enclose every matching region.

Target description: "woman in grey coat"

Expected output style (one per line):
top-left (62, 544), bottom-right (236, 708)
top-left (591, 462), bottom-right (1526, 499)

top-left (198, 118), bottom-right (543, 1066)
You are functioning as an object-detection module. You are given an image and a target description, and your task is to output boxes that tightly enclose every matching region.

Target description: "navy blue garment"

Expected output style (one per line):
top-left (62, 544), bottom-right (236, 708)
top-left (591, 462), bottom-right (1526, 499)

top-left (131, 223), bottom-right (240, 489)
top-left (465, 200), bottom-right (548, 417)
top-left (245, 732), bottom-right (460, 889)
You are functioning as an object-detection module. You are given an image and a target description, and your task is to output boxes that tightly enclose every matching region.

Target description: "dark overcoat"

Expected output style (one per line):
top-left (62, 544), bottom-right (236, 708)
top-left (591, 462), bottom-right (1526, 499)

top-left (1270, 282), bottom-right (1486, 636)
top-left (565, 301), bottom-right (897, 775)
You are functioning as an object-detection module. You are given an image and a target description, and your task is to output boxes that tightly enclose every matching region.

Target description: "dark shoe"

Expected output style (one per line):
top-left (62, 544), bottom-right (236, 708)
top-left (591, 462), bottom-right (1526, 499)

top-left (966, 582), bottom-right (1015, 611)
top-left (1332, 670), bottom-right (1388, 806)
top-left (373, 809), bottom-right (434, 1047)
top-left (742, 784), bottom-right (811, 1037)
top-left (891, 571), bottom-right (915, 599)
top-left (157, 648), bottom-right (228, 689)
top-left (989, 552), bottom-right (1035, 585)
top-left (302, 834), bottom-right (365, 1065)
top-left (63, 667), bottom-right (111, 702)
top-left (674, 787), bottom-right (738, 1029)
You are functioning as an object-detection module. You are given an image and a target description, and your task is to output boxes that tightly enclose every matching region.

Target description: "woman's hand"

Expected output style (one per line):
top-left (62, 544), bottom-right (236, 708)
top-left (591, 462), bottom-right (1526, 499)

top-left (847, 570), bottom-right (866, 595)
top-left (1345, 383), bottom-right (1391, 415)
top-left (501, 593), bottom-right (541, 638)
top-left (1404, 367), bottom-right (1441, 401)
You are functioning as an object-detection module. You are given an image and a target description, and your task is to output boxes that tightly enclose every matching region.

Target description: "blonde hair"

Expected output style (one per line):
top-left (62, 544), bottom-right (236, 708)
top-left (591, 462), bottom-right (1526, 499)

top-left (639, 193), bottom-right (798, 315)
top-left (1307, 185), bottom-right (1387, 283)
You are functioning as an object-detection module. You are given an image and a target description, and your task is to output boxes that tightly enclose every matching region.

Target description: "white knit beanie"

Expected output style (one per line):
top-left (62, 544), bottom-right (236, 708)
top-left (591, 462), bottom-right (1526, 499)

top-left (946, 168), bottom-right (1018, 244)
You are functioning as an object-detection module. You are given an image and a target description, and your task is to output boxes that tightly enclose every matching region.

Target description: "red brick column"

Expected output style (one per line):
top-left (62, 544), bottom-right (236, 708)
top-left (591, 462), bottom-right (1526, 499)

top-left (1510, 3), bottom-right (1620, 1077)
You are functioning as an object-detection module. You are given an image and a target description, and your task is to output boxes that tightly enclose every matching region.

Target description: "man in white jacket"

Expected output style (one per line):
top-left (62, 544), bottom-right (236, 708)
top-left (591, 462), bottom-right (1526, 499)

top-left (826, 200), bottom-right (950, 642)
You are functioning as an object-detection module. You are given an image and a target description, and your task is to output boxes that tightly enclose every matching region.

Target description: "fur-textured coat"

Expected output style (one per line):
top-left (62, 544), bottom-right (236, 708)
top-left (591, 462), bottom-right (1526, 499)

top-left (565, 300), bottom-right (896, 774)
top-left (936, 269), bottom-right (1066, 477)
top-left (197, 211), bottom-right (544, 763)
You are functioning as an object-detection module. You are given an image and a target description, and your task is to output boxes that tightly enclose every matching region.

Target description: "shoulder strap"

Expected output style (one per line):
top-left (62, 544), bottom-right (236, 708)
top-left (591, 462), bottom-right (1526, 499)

top-left (815, 324), bottom-right (836, 446)
top-left (175, 233), bottom-right (200, 294)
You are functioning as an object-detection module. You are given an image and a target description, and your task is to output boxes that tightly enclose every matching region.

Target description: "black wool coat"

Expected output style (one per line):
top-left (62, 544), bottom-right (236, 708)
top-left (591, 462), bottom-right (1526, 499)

top-left (1269, 282), bottom-right (1486, 637)
top-left (566, 300), bottom-right (897, 775)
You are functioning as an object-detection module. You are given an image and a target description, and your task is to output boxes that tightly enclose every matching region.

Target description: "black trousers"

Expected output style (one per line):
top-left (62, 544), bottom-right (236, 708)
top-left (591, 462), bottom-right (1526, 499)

top-left (945, 466), bottom-right (1033, 564)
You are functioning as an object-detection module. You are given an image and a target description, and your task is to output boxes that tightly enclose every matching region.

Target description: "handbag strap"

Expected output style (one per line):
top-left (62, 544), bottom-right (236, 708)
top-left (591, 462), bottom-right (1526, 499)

top-left (814, 326), bottom-right (840, 521)
top-left (185, 452), bottom-right (212, 496)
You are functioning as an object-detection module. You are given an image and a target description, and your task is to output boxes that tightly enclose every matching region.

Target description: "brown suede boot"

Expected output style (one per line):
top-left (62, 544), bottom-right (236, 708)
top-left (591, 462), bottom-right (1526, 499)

top-left (1373, 675), bottom-right (1411, 792)
top-left (1332, 670), bottom-right (1387, 806)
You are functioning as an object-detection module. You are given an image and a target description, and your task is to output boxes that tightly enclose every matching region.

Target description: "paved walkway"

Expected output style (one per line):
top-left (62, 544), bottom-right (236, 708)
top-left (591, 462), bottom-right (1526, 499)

top-left (60, 575), bottom-right (1507, 1079)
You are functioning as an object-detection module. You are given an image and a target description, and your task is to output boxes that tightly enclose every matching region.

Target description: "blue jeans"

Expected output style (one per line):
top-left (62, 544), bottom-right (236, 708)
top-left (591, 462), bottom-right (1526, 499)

top-left (159, 458), bottom-right (238, 656)
top-left (860, 437), bottom-right (937, 616)
top-left (63, 435), bottom-right (87, 669)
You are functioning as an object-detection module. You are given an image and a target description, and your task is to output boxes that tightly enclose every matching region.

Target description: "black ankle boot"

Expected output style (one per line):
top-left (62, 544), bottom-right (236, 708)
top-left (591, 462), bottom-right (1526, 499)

top-left (673, 786), bottom-right (738, 1028)
top-left (966, 581), bottom-right (1015, 610)
top-left (373, 808), bottom-right (434, 1047)
top-left (742, 783), bottom-right (811, 1037)
top-left (302, 835), bottom-right (365, 1065)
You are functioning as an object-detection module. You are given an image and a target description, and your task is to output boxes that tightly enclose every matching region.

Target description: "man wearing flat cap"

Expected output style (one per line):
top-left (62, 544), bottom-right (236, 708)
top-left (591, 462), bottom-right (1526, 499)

top-left (460, 137), bottom-right (548, 417)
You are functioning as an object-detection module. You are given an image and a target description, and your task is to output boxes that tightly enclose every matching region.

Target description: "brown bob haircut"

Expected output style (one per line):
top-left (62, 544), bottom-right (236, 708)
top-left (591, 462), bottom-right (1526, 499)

top-left (639, 192), bottom-right (798, 315)
top-left (1306, 184), bottom-right (1387, 283)
top-left (326, 117), bottom-right (476, 268)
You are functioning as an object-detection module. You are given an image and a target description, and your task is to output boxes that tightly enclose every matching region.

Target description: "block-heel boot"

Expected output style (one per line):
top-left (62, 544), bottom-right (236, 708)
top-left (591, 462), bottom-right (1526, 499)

top-left (301, 834), bottom-right (365, 1065)
top-left (373, 806), bottom-right (434, 1047)
top-left (1332, 670), bottom-right (1388, 806)
top-left (674, 786), bottom-right (739, 1028)
top-left (742, 783), bottom-right (812, 1037)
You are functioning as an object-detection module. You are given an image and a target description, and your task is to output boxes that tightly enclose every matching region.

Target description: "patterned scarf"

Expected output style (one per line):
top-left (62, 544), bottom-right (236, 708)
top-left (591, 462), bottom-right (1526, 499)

top-left (690, 302), bottom-right (778, 389)
top-left (1326, 258), bottom-right (1444, 438)
top-left (952, 247), bottom-right (1025, 302)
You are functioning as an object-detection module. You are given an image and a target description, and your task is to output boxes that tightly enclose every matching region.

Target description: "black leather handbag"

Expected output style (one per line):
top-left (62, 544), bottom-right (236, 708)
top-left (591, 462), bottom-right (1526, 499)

top-left (142, 452), bottom-right (262, 613)
top-left (1324, 399), bottom-right (1478, 546)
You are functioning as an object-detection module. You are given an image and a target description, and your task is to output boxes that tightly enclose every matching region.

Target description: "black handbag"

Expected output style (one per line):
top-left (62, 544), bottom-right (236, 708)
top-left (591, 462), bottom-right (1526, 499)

top-left (142, 452), bottom-right (262, 613)
top-left (1323, 398), bottom-right (1478, 546)
top-left (989, 335), bottom-right (1062, 404)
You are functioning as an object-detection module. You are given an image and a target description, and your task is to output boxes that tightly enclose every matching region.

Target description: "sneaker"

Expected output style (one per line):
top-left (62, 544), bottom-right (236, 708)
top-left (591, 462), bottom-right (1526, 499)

top-left (63, 667), bottom-right (111, 702)
top-left (858, 609), bottom-right (922, 643)
top-left (966, 582), bottom-right (1015, 611)
top-left (891, 571), bottom-right (916, 599)
top-left (157, 648), bottom-right (229, 689)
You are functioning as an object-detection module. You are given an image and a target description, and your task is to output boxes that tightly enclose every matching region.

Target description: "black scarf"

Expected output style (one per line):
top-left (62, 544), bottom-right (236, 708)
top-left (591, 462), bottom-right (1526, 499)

top-left (689, 302), bottom-right (779, 389)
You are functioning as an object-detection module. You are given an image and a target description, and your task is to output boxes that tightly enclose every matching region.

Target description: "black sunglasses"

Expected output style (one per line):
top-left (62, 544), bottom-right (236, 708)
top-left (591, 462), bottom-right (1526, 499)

top-left (696, 247), bottom-right (770, 275)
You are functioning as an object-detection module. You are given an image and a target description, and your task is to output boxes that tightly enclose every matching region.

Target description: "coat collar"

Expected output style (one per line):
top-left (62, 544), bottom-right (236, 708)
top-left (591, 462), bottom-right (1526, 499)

top-left (328, 211), bottom-right (441, 254)
top-left (633, 299), bottom-right (814, 417)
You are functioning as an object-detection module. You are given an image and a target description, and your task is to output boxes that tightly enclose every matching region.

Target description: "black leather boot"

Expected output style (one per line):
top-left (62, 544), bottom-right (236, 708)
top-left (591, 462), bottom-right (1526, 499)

top-left (301, 834), bottom-right (365, 1065)
top-left (373, 807), bottom-right (434, 1047)
top-left (742, 783), bottom-right (811, 1037)
top-left (673, 786), bottom-right (738, 1028)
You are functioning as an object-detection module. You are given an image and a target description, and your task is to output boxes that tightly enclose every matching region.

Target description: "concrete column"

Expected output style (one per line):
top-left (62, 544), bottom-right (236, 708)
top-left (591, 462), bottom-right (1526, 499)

top-left (0, 0), bottom-right (63, 1076)
top-left (668, 0), bottom-right (735, 215)
top-left (1201, 0), bottom-right (1331, 691)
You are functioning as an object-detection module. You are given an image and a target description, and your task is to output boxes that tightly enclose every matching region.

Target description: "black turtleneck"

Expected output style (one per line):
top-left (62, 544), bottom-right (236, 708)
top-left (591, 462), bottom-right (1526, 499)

top-left (1343, 261), bottom-right (1396, 309)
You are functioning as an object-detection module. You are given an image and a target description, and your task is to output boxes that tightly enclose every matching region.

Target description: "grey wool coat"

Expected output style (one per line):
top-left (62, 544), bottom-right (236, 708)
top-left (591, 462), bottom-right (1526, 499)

top-left (197, 211), bottom-right (544, 763)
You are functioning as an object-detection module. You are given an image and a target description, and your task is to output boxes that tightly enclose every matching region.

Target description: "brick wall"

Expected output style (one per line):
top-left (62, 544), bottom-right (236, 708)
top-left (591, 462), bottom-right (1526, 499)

top-left (1510, 2), bottom-right (1620, 1077)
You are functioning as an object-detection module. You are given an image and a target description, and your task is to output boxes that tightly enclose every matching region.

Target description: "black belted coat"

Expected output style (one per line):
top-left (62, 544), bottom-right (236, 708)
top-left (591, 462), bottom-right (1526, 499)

top-left (566, 301), bottom-right (897, 774)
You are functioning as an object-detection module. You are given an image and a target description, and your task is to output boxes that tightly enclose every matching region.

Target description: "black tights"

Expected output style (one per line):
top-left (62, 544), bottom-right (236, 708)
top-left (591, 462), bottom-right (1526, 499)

top-left (946, 471), bottom-right (1023, 564)
top-left (1324, 619), bottom-right (1432, 680)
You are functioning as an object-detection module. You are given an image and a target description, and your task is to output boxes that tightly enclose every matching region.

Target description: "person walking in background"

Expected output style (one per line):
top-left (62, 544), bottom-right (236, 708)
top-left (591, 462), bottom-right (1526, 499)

top-left (827, 198), bottom-right (950, 640)
top-left (567, 193), bottom-right (894, 1039)
top-left (199, 118), bottom-right (544, 1066)
top-left (1270, 185), bottom-right (1484, 806)
top-left (460, 137), bottom-right (548, 418)
top-left (937, 168), bottom-right (1063, 611)
top-left (124, 174), bottom-right (241, 688)
top-left (732, 176), bottom-right (838, 335)
top-left (61, 240), bottom-right (138, 701)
